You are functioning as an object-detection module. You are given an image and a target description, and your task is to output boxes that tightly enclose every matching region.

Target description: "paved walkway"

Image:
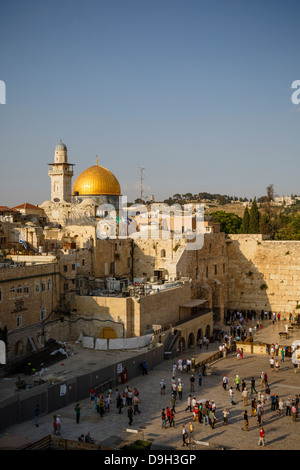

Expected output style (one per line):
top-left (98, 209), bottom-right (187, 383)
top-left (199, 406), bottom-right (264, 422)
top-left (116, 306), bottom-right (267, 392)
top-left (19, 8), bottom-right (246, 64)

top-left (1, 319), bottom-right (300, 451)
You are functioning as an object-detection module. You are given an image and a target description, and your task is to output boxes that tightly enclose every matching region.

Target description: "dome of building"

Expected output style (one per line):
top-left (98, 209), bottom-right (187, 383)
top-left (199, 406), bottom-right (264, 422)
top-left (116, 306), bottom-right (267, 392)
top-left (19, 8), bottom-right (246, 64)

top-left (72, 161), bottom-right (121, 196)
top-left (55, 140), bottom-right (67, 151)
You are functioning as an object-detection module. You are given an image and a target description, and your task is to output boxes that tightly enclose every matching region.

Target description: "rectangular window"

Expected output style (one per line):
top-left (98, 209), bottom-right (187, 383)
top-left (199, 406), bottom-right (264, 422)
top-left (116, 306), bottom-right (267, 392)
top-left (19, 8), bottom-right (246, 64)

top-left (110, 262), bottom-right (115, 275)
top-left (82, 259), bottom-right (85, 266)
top-left (206, 266), bottom-right (209, 278)
top-left (63, 265), bottom-right (68, 272)
top-left (64, 283), bottom-right (68, 291)
top-left (214, 265), bottom-right (217, 275)
top-left (17, 285), bottom-right (22, 298)
top-left (24, 286), bottom-right (29, 297)
top-left (48, 280), bottom-right (52, 291)
top-left (35, 283), bottom-right (40, 293)
top-left (41, 281), bottom-right (46, 292)
top-left (17, 315), bottom-right (22, 327)
top-left (223, 263), bottom-right (226, 274)
top-left (72, 264), bottom-right (76, 270)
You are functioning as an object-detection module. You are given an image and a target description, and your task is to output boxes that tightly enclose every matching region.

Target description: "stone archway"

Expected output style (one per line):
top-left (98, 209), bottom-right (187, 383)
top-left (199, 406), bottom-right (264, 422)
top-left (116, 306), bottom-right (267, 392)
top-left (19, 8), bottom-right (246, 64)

top-left (187, 332), bottom-right (195, 348)
top-left (14, 339), bottom-right (24, 357)
top-left (177, 336), bottom-right (185, 354)
top-left (197, 328), bottom-right (203, 341)
top-left (100, 327), bottom-right (117, 339)
top-left (205, 325), bottom-right (211, 339)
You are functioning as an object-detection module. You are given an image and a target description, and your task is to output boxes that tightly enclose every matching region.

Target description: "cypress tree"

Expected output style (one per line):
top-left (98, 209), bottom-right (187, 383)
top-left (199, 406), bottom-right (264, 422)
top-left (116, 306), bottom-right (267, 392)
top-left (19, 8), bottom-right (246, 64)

top-left (249, 198), bottom-right (260, 233)
top-left (240, 206), bottom-right (250, 233)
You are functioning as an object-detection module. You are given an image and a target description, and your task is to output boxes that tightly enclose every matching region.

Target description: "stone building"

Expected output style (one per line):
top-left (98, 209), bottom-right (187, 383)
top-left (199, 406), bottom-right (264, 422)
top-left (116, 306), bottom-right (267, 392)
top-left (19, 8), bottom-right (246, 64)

top-left (0, 260), bottom-right (60, 364)
top-left (2, 140), bottom-right (300, 366)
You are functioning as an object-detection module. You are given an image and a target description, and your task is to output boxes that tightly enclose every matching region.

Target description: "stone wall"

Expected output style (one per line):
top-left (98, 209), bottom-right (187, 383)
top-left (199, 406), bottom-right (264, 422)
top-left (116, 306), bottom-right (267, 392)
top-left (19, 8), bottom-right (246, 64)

top-left (67, 282), bottom-right (193, 339)
top-left (227, 234), bottom-right (300, 314)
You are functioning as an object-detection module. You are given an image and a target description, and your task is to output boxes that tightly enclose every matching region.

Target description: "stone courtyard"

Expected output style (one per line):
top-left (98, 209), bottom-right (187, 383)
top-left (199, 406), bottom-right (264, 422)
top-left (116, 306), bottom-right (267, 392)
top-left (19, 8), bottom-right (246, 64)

top-left (0, 319), bottom-right (299, 452)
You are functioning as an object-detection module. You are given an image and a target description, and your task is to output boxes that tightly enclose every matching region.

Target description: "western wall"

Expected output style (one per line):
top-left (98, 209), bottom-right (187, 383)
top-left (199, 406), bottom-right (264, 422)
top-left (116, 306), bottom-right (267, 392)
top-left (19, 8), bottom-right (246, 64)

top-left (227, 234), bottom-right (300, 315)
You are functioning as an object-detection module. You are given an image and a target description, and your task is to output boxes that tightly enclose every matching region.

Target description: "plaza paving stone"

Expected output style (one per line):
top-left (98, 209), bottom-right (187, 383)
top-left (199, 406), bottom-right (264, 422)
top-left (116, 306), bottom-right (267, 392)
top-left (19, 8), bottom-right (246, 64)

top-left (0, 319), bottom-right (299, 451)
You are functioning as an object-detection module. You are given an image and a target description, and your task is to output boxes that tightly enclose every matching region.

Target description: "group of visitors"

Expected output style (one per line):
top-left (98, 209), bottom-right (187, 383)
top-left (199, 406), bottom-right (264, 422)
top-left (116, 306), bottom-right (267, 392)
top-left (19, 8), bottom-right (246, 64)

top-left (89, 385), bottom-right (141, 425)
top-left (225, 309), bottom-right (288, 324)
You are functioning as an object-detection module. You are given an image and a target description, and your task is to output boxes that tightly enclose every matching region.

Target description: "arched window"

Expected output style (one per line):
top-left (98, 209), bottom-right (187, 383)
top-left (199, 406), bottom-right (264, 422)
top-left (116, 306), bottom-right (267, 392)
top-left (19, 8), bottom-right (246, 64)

top-left (17, 285), bottom-right (22, 298)
top-left (9, 286), bottom-right (15, 300)
top-left (161, 249), bottom-right (166, 258)
top-left (24, 285), bottom-right (29, 297)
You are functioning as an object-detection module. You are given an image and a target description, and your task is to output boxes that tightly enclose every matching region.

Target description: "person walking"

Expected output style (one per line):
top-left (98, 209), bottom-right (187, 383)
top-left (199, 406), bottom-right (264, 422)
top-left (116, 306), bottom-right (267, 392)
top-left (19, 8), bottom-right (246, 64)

top-left (229, 387), bottom-right (235, 405)
top-left (235, 375), bottom-right (241, 391)
top-left (34, 404), bottom-right (40, 427)
top-left (178, 381), bottom-right (183, 400)
top-left (52, 415), bottom-right (57, 435)
top-left (170, 394), bottom-right (176, 413)
top-left (160, 379), bottom-right (166, 395)
top-left (182, 425), bottom-right (188, 446)
top-left (190, 375), bottom-right (195, 392)
top-left (258, 427), bottom-right (265, 447)
top-left (223, 408), bottom-right (229, 426)
top-left (209, 409), bottom-right (217, 429)
top-left (56, 415), bottom-right (61, 435)
top-left (286, 398), bottom-right (292, 416)
top-left (74, 403), bottom-right (81, 424)
top-left (222, 374), bottom-right (228, 391)
top-left (241, 410), bottom-right (249, 431)
top-left (250, 377), bottom-right (257, 395)
top-left (128, 406), bottom-right (133, 425)
top-left (133, 395), bottom-right (141, 415)
top-left (161, 409), bottom-right (167, 429)
top-left (117, 395), bottom-right (123, 414)
top-left (257, 401), bottom-right (263, 425)
top-left (202, 403), bottom-right (209, 426)
top-left (189, 421), bottom-right (194, 442)
top-left (169, 408), bottom-right (175, 427)
top-left (242, 388), bottom-right (248, 406)
top-left (185, 395), bottom-right (192, 412)
top-left (292, 403), bottom-right (297, 422)
top-left (198, 371), bottom-right (202, 387)
top-left (270, 394), bottom-right (276, 411)
top-left (278, 398), bottom-right (284, 416)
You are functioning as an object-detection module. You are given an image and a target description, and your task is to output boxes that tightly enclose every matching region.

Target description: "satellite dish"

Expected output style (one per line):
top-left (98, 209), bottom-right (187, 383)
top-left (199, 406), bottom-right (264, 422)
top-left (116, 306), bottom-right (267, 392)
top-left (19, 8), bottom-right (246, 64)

top-left (31, 216), bottom-right (38, 224)
top-left (54, 198), bottom-right (60, 203)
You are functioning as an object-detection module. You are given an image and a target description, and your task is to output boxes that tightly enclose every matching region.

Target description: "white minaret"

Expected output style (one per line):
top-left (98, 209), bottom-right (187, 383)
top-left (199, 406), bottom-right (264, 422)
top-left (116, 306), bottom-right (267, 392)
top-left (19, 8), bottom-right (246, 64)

top-left (48, 140), bottom-right (75, 203)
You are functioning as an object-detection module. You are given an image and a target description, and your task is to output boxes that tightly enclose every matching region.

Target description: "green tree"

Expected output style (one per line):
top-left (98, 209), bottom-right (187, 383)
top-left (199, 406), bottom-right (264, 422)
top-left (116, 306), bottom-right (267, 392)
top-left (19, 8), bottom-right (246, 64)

top-left (259, 213), bottom-right (270, 236)
top-left (249, 198), bottom-right (260, 233)
top-left (210, 211), bottom-right (242, 234)
top-left (240, 206), bottom-right (250, 233)
top-left (275, 213), bottom-right (300, 240)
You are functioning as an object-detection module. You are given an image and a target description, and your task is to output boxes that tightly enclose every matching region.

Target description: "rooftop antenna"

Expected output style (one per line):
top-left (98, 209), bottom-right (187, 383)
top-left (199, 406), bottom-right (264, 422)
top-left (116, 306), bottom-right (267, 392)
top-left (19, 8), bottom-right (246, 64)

top-left (139, 165), bottom-right (145, 201)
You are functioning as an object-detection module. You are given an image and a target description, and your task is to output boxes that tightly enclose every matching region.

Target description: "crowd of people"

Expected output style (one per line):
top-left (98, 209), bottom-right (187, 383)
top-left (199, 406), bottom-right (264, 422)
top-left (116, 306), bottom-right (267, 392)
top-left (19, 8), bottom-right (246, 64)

top-left (88, 385), bottom-right (142, 424)
top-left (41, 308), bottom-right (299, 449)
top-left (157, 334), bottom-right (299, 448)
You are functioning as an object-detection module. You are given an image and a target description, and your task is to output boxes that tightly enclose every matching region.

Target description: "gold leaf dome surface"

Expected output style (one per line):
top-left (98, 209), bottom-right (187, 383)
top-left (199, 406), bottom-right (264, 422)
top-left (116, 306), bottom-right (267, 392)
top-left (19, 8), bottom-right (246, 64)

top-left (72, 164), bottom-right (121, 196)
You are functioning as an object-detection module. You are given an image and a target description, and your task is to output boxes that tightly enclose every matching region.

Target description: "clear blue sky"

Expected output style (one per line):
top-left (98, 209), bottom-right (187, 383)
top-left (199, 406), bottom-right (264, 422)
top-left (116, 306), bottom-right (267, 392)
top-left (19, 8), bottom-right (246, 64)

top-left (0, 0), bottom-right (300, 206)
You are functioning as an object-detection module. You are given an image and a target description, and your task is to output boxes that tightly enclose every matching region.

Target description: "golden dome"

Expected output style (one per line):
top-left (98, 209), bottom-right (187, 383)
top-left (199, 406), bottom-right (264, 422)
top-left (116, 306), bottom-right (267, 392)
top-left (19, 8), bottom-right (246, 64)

top-left (72, 161), bottom-right (121, 196)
